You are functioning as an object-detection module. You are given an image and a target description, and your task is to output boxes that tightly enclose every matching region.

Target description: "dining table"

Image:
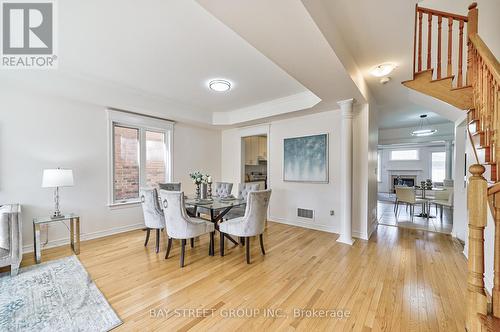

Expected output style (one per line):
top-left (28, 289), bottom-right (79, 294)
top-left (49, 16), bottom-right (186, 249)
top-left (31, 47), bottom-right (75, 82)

top-left (414, 186), bottom-right (445, 219)
top-left (184, 196), bottom-right (246, 246)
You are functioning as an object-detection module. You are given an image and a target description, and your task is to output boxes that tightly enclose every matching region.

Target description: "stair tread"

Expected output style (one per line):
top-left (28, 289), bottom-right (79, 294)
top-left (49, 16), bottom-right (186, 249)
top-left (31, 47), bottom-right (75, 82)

top-left (431, 75), bottom-right (454, 83)
top-left (451, 84), bottom-right (473, 91)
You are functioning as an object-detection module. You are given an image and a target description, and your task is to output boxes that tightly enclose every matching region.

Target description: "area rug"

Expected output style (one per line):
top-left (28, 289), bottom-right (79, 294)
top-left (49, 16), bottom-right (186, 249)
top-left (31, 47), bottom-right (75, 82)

top-left (0, 256), bottom-right (122, 331)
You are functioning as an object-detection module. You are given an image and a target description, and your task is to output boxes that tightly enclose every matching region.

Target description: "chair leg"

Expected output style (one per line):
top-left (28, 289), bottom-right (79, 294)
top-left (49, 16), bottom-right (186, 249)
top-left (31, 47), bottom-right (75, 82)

top-left (155, 229), bottom-right (160, 254)
top-left (440, 206), bottom-right (443, 220)
top-left (259, 234), bottom-right (265, 255)
top-left (246, 237), bottom-right (251, 264)
top-left (144, 228), bottom-right (150, 246)
top-left (180, 239), bottom-right (186, 267)
top-left (240, 237), bottom-right (245, 246)
top-left (190, 238), bottom-right (194, 248)
top-left (220, 232), bottom-right (225, 257)
top-left (165, 237), bottom-right (172, 259)
top-left (209, 232), bottom-right (214, 256)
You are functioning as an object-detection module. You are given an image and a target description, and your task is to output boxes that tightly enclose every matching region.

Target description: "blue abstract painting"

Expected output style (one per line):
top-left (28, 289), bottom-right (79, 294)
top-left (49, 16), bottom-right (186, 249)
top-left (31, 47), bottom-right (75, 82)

top-left (283, 134), bottom-right (328, 182)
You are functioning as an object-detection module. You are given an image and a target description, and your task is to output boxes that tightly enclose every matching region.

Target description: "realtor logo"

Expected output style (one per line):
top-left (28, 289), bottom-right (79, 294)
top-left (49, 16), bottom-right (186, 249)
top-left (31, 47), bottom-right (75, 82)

top-left (1, 0), bottom-right (57, 68)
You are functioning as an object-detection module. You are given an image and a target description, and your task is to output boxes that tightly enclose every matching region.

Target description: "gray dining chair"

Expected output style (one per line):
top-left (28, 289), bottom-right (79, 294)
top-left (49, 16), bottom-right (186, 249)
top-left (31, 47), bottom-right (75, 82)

top-left (159, 182), bottom-right (181, 191)
top-left (159, 190), bottom-right (215, 267)
top-left (225, 183), bottom-right (260, 221)
top-left (213, 182), bottom-right (233, 198)
top-left (219, 190), bottom-right (271, 264)
top-left (140, 188), bottom-right (165, 253)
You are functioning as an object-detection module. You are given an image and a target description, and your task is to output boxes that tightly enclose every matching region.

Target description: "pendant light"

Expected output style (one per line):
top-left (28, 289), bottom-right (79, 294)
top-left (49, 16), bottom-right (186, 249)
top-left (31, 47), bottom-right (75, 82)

top-left (411, 114), bottom-right (437, 136)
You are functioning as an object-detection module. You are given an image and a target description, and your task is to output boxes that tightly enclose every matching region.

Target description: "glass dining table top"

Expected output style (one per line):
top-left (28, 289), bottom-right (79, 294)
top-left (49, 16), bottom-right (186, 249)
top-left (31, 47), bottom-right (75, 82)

top-left (184, 196), bottom-right (246, 210)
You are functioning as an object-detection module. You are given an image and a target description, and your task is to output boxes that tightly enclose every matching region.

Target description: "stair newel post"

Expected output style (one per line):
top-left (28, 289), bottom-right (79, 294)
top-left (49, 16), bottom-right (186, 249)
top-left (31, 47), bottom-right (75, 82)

top-left (494, 193), bottom-right (500, 318)
top-left (466, 164), bottom-right (489, 332)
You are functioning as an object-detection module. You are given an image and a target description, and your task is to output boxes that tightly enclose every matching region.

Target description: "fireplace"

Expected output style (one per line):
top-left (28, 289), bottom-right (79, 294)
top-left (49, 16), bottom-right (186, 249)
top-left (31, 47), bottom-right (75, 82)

top-left (391, 175), bottom-right (417, 193)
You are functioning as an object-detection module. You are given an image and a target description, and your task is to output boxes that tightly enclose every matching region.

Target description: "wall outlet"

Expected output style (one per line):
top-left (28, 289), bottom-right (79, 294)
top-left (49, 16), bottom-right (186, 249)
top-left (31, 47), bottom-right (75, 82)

top-left (330, 210), bottom-right (335, 216)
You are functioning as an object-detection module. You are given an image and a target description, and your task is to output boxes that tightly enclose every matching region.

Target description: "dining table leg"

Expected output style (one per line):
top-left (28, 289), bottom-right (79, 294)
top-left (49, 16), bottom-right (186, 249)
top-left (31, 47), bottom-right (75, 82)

top-left (212, 207), bottom-right (238, 246)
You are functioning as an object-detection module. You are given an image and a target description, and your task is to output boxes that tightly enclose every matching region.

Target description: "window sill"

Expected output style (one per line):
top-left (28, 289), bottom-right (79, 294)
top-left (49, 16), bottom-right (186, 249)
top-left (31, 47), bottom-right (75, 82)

top-left (108, 201), bottom-right (141, 209)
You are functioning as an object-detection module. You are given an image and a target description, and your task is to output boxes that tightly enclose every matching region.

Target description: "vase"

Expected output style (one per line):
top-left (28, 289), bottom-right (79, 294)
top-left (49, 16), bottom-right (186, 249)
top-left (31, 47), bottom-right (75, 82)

top-left (195, 183), bottom-right (201, 199)
top-left (201, 183), bottom-right (208, 199)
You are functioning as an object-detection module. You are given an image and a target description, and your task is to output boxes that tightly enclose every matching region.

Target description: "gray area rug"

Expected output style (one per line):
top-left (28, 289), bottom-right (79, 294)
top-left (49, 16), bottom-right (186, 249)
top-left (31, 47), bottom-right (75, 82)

top-left (0, 256), bottom-right (122, 331)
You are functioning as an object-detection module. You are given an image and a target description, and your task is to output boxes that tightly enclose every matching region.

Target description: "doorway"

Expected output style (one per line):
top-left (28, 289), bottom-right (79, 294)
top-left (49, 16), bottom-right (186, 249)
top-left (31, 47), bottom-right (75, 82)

top-left (241, 135), bottom-right (268, 190)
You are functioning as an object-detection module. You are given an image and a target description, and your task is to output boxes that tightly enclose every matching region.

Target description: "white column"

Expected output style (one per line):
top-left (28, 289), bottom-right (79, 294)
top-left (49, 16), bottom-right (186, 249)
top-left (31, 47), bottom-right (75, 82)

top-left (444, 140), bottom-right (453, 182)
top-left (337, 98), bottom-right (355, 245)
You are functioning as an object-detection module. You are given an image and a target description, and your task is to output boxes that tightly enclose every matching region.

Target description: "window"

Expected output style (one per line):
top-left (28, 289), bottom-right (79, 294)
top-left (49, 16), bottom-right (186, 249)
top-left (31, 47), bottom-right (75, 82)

top-left (377, 152), bottom-right (382, 182)
top-left (108, 110), bottom-right (173, 205)
top-left (432, 151), bottom-right (446, 183)
top-left (390, 149), bottom-right (418, 160)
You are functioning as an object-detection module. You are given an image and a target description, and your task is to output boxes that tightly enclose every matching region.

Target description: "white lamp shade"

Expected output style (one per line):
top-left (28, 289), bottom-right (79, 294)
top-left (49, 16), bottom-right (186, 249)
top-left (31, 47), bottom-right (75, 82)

top-left (42, 169), bottom-right (74, 188)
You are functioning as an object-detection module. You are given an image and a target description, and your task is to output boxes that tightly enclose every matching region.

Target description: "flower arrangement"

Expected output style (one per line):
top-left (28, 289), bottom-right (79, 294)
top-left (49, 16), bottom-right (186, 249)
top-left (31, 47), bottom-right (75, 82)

top-left (189, 171), bottom-right (212, 184)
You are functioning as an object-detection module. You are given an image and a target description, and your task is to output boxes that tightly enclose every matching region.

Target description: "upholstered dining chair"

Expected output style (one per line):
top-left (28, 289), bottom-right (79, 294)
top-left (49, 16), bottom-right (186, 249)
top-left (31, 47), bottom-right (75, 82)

top-left (158, 182), bottom-right (195, 216)
top-left (394, 187), bottom-right (426, 221)
top-left (140, 188), bottom-right (165, 254)
top-left (213, 182), bottom-right (233, 198)
top-left (219, 189), bottom-right (271, 264)
top-left (159, 190), bottom-right (215, 267)
top-left (159, 182), bottom-right (181, 191)
top-left (224, 183), bottom-right (260, 221)
top-left (0, 204), bottom-right (22, 276)
top-left (429, 189), bottom-right (454, 220)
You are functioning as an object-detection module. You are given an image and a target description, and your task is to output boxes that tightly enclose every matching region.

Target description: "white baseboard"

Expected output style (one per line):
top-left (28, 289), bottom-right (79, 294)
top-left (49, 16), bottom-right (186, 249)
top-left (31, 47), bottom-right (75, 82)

top-left (269, 216), bottom-right (338, 234)
top-left (23, 222), bottom-right (144, 253)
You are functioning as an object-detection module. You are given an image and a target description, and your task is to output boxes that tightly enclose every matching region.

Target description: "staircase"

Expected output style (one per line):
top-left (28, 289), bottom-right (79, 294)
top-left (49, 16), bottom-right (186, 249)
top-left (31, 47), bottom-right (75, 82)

top-left (403, 3), bottom-right (500, 332)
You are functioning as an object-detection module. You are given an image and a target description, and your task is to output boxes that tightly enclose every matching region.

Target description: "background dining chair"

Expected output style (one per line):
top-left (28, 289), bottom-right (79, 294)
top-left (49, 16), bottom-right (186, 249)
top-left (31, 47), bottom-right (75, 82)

top-left (159, 190), bottom-right (215, 267)
top-left (224, 183), bottom-right (260, 221)
top-left (140, 188), bottom-right (165, 254)
top-left (219, 189), bottom-right (271, 264)
top-left (213, 182), bottom-right (233, 198)
top-left (394, 187), bottom-right (425, 221)
top-left (429, 189), bottom-right (454, 220)
top-left (159, 182), bottom-right (195, 217)
top-left (159, 182), bottom-right (181, 191)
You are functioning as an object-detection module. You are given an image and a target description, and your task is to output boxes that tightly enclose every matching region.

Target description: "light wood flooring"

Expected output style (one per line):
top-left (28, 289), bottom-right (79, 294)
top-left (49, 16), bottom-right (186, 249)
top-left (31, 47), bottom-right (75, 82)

top-left (5, 222), bottom-right (467, 331)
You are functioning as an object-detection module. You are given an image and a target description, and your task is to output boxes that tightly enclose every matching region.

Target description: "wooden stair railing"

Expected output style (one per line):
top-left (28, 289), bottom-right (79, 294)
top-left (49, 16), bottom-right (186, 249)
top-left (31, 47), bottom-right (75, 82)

top-left (405, 2), bottom-right (500, 331)
top-left (464, 2), bottom-right (500, 331)
top-left (412, 4), bottom-right (469, 86)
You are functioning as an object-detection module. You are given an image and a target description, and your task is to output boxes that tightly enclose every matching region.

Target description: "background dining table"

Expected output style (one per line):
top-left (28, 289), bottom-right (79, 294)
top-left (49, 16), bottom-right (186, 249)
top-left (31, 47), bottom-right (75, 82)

top-left (185, 196), bottom-right (246, 245)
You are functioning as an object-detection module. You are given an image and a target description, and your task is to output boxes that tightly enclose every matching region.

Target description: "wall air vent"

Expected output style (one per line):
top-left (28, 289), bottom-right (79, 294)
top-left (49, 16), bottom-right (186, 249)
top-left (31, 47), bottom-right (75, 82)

top-left (297, 208), bottom-right (314, 219)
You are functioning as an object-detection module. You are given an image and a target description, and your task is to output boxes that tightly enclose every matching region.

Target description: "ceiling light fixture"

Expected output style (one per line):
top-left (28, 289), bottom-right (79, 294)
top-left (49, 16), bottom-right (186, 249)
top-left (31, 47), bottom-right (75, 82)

top-left (411, 114), bottom-right (437, 137)
top-left (208, 79), bottom-right (231, 92)
top-left (370, 63), bottom-right (397, 77)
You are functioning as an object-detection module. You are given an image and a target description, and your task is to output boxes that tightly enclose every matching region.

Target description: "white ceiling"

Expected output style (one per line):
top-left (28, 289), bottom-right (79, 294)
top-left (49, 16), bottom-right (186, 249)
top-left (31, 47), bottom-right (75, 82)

top-left (0, 0), bottom-right (310, 121)
top-left (320, 0), bottom-right (460, 129)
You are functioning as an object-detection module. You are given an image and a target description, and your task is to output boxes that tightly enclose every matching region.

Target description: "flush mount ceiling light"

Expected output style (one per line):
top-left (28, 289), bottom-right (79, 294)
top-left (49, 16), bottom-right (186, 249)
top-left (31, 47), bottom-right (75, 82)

top-left (208, 79), bottom-right (231, 92)
top-left (370, 63), bottom-right (397, 77)
top-left (411, 114), bottom-right (437, 137)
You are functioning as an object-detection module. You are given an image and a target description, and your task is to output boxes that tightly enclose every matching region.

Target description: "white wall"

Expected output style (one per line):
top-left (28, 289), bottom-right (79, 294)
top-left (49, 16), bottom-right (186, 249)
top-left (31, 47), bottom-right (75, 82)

top-left (452, 121), bottom-right (467, 242)
top-left (221, 106), bottom-right (377, 240)
top-left (378, 144), bottom-right (448, 193)
top-left (0, 86), bottom-right (221, 251)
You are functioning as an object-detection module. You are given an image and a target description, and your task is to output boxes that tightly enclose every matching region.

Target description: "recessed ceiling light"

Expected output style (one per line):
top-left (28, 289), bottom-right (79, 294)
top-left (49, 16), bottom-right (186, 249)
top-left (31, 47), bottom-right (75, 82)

top-left (208, 79), bottom-right (231, 92)
top-left (370, 63), bottom-right (397, 77)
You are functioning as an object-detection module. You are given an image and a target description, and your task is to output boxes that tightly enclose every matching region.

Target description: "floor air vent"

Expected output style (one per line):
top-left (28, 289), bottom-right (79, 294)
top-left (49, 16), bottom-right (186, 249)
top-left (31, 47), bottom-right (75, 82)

top-left (297, 208), bottom-right (314, 219)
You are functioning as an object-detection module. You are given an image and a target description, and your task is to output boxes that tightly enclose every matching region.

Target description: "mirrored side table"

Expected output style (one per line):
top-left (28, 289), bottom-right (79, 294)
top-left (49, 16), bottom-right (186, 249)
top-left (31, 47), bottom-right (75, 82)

top-left (32, 214), bottom-right (80, 264)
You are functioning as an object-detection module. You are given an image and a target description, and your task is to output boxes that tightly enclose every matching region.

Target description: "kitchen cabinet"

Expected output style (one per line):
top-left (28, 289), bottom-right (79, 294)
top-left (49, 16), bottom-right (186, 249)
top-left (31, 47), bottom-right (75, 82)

top-left (244, 136), bottom-right (267, 165)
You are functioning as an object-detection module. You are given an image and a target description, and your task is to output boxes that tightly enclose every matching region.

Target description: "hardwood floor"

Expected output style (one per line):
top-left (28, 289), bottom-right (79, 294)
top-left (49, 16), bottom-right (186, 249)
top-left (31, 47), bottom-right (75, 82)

top-left (6, 222), bottom-right (467, 331)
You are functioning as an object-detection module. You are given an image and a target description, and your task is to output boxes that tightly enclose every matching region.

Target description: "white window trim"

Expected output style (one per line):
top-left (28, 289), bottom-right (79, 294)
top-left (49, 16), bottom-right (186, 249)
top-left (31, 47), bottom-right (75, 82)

top-left (107, 109), bottom-right (174, 207)
top-left (390, 149), bottom-right (420, 161)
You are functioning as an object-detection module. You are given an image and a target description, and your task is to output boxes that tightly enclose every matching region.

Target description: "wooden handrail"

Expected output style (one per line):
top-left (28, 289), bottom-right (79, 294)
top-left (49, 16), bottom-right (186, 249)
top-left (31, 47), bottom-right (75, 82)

top-left (412, 5), bottom-right (471, 87)
top-left (417, 6), bottom-right (468, 22)
top-left (470, 34), bottom-right (500, 83)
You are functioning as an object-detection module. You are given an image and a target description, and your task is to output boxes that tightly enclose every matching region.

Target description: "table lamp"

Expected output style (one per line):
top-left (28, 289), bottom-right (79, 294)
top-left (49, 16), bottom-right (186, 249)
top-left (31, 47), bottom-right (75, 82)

top-left (42, 168), bottom-right (74, 218)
